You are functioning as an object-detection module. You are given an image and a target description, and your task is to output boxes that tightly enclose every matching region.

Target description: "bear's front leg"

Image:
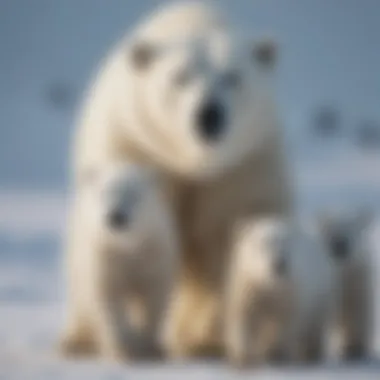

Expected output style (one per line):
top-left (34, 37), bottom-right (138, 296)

top-left (59, 210), bottom-right (97, 357)
top-left (341, 271), bottom-right (373, 361)
top-left (270, 320), bottom-right (299, 365)
top-left (225, 280), bottom-right (253, 368)
top-left (137, 286), bottom-right (167, 360)
top-left (225, 311), bottom-right (252, 368)
top-left (341, 310), bottom-right (372, 361)
top-left (226, 299), bottom-right (267, 368)
top-left (92, 298), bottom-right (130, 362)
top-left (89, 250), bottom-right (133, 362)
top-left (59, 307), bottom-right (96, 357)
top-left (298, 313), bottom-right (327, 365)
top-left (161, 276), bottom-right (222, 360)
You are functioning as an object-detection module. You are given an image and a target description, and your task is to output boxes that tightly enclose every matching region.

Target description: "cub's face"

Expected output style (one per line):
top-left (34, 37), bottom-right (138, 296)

top-left (128, 32), bottom-right (277, 179)
top-left (319, 209), bottom-right (373, 265)
top-left (238, 218), bottom-right (292, 287)
top-left (81, 164), bottom-right (156, 250)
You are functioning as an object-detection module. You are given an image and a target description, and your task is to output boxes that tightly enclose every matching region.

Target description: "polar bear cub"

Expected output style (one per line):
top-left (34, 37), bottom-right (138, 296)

top-left (60, 163), bottom-right (178, 361)
top-left (318, 207), bottom-right (374, 360)
top-left (225, 216), bottom-right (336, 367)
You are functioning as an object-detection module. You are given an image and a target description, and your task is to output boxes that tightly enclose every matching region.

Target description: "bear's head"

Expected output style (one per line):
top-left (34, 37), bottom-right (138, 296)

top-left (119, 27), bottom-right (279, 180)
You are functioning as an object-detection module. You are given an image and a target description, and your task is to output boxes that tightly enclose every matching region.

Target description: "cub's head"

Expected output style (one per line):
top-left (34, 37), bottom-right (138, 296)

top-left (80, 163), bottom-right (158, 250)
top-left (235, 217), bottom-right (293, 287)
top-left (318, 207), bottom-right (373, 265)
top-left (123, 28), bottom-right (278, 180)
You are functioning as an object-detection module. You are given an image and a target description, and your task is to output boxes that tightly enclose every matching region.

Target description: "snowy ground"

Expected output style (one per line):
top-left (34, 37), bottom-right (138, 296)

top-left (1, 143), bottom-right (380, 379)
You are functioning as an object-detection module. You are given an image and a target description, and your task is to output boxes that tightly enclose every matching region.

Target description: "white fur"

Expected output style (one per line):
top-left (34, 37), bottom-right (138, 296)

top-left (65, 1), bottom-right (288, 360)
top-left (225, 217), bottom-right (336, 367)
top-left (60, 163), bottom-right (179, 361)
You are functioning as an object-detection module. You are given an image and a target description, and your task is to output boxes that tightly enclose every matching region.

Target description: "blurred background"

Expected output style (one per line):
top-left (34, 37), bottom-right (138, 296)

top-left (0, 0), bottom-right (380, 378)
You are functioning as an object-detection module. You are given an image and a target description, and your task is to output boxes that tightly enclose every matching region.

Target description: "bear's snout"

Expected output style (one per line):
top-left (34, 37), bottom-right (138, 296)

top-left (196, 101), bottom-right (225, 143)
top-left (107, 209), bottom-right (129, 230)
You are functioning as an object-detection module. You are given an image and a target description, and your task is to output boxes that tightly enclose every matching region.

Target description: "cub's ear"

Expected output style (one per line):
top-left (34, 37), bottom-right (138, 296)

top-left (252, 38), bottom-right (278, 69)
top-left (129, 41), bottom-right (158, 71)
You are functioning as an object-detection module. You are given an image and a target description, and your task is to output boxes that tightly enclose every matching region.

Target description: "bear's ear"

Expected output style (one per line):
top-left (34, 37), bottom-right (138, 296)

top-left (130, 41), bottom-right (158, 71)
top-left (252, 38), bottom-right (278, 69)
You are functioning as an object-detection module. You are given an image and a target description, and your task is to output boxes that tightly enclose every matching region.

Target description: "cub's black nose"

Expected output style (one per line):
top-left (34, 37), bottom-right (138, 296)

top-left (107, 210), bottom-right (129, 230)
top-left (331, 236), bottom-right (349, 260)
top-left (196, 101), bottom-right (225, 143)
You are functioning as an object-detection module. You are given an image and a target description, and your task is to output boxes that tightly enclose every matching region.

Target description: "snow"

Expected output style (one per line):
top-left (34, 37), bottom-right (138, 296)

top-left (1, 147), bottom-right (380, 379)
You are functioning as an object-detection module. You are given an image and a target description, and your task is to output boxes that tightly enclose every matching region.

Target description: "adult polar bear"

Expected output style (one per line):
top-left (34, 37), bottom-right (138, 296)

top-left (63, 1), bottom-right (293, 359)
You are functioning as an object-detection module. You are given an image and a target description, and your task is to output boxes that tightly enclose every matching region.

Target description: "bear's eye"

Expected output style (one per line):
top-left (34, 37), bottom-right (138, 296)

top-left (173, 68), bottom-right (194, 87)
top-left (222, 71), bottom-right (242, 89)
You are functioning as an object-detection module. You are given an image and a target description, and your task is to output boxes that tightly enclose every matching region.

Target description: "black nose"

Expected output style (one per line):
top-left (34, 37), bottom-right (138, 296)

top-left (331, 236), bottom-right (349, 260)
top-left (107, 210), bottom-right (129, 230)
top-left (196, 101), bottom-right (225, 143)
top-left (274, 256), bottom-right (287, 276)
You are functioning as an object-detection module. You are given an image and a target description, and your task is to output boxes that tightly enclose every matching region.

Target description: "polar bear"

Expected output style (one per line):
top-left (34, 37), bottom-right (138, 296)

top-left (66, 1), bottom-right (292, 359)
top-left (318, 208), bottom-right (374, 360)
top-left (225, 217), bottom-right (335, 367)
top-left (60, 163), bottom-right (179, 361)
